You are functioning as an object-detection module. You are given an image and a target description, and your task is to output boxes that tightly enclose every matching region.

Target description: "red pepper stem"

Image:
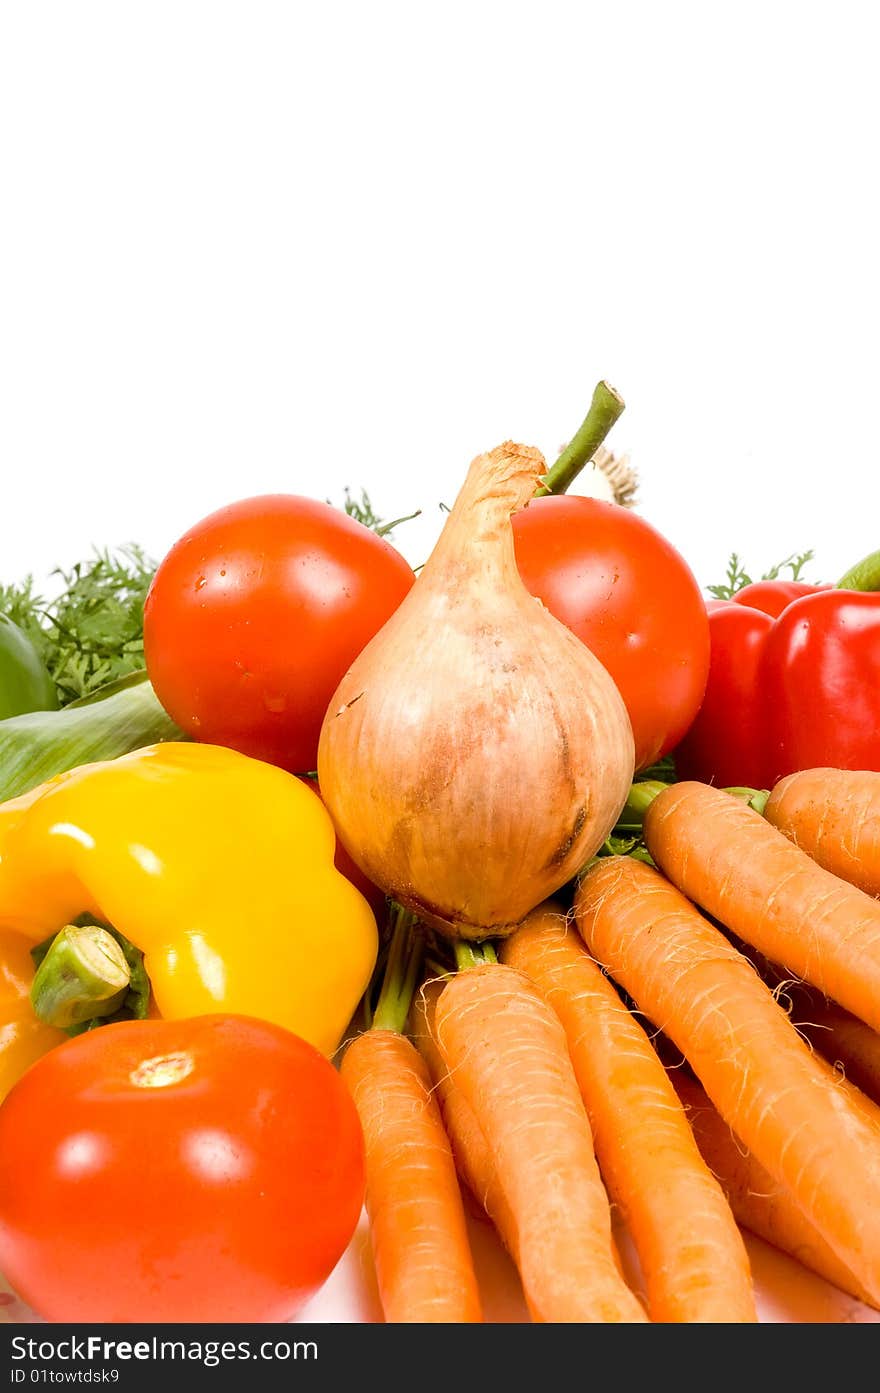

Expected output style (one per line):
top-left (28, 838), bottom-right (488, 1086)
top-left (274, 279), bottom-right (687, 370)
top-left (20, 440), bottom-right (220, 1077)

top-left (535, 381), bottom-right (625, 497)
top-left (837, 550), bottom-right (880, 592)
top-left (371, 904), bottom-right (424, 1034)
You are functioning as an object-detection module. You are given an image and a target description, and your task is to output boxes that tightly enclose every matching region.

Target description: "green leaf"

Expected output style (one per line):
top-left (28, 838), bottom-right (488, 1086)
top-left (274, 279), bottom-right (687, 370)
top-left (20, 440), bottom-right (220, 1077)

top-left (638, 753), bottom-right (677, 784)
top-left (603, 832), bottom-right (642, 856)
top-left (0, 671), bottom-right (182, 804)
top-left (1, 546), bottom-right (158, 706)
top-left (707, 552), bottom-right (753, 600)
top-left (708, 548), bottom-right (819, 599)
top-left (760, 549), bottom-right (815, 582)
top-left (329, 488), bottom-right (421, 540)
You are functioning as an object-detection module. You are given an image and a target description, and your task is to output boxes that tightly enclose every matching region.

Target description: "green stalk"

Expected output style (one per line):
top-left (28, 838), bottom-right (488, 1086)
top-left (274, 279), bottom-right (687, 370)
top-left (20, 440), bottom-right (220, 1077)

top-left (453, 938), bottom-right (498, 970)
top-left (30, 924), bottom-right (131, 1029)
top-left (612, 779), bottom-right (771, 842)
top-left (614, 780), bottom-right (669, 830)
top-left (372, 904), bottom-right (425, 1034)
top-left (376, 509), bottom-right (422, 537)
top-left (535, 381), bottom-right (626, 497)
top-left (723, 785), bottom-right (770, 815)
top-left (0, 669), bottom-right (182, 803)
top-left (837, 550), bottom-right (880, 592)
top-left (628, 846), bottom-right (656, 865)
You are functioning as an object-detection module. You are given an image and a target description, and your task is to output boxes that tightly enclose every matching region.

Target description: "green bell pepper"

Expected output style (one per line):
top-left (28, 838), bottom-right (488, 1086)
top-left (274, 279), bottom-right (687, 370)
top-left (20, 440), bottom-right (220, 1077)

top-left (0, 614), bottom-right (58, 720)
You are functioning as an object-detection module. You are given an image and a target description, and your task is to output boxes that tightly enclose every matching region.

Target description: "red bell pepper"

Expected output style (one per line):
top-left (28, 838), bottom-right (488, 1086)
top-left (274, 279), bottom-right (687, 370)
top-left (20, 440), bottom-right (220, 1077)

top-left (674, 552), bottom-right (880, 790)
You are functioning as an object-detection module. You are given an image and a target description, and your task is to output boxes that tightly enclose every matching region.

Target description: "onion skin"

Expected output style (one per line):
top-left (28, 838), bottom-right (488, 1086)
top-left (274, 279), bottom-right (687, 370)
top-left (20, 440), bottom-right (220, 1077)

top-left (317, 442), bottom-right (635, 939)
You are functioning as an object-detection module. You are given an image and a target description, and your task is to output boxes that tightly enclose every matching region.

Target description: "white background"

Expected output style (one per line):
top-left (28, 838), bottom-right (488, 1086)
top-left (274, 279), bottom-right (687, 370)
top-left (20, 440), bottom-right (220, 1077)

top-left (1, 1), bottom-right (878, 593)
top-left (3, 4), bottom-right (880, 1328)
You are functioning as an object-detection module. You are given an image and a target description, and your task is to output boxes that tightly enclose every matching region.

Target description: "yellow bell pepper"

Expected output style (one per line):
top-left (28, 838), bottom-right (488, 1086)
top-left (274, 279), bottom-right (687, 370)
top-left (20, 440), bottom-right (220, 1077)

top-left (0, 742), bottom-right (378, 1098)
top-left (0, 931), bottom-right (67, 1101)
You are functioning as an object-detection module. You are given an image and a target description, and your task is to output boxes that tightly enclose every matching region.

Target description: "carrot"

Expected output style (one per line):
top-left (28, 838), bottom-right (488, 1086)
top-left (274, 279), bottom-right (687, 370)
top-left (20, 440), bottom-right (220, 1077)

top-left (791, 996), bottom-right (880, 1108)
top-left (339, 911), bottom-right (482, 1323)
top-left (643, 779), bottom-right (880, 1035)
top-left (764, 767), bottom-right (880, 897)
top-left (500, 902), bottom-right (756, 1322)
top-left (431, 961), bottom-right (648, 1323)
top-left (671, 1070), bottom-right (878, 1310)
top-left (410, 980), bottom-right (519, 1258)
top-left (721, 935), bottom-right (880, 1121)
top-left (575, 855), bottom-right (880, 1306)
top-left (412, 977), bottom-right (632, 1291)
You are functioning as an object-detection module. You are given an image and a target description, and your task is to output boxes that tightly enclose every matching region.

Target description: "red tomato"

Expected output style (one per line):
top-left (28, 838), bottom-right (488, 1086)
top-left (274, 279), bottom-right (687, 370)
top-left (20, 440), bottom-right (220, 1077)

top-left (513, 496), bottom-right (710, 770)
top-left (143, 495), bottom-right (415, 773)
top-left (0, 1015), bottom-right (364, 1323)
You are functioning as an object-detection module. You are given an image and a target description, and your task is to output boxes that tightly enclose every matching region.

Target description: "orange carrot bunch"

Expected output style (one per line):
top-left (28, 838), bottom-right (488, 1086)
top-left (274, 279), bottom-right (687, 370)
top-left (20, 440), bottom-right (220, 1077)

top-left (339, 909), bottom-right (483, 1324)
top-left (428, 960), bottom-right (647, 1323)
top-left (338, 772), bottom-right (880, 1324)
top-left (575, 851), bottom-right (880, 1307)
top-left (500, 903), bottom-right (756, 1322)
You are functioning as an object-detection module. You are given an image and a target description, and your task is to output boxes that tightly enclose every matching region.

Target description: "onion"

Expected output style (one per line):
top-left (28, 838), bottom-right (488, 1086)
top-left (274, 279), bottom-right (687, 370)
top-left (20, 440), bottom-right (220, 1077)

top-left (317, 441), bottom-right (635, 939)
top-left (583, 445), bottom-right (639, 508)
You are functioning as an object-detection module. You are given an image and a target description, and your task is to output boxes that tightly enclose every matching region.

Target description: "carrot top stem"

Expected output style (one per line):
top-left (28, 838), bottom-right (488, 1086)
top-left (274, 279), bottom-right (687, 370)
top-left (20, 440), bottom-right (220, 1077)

top-left (627, 846), bottom-right (656, 865)
top-left (372, 904), bottom-right (424, 1033)
top-left (453, 938), bottom-right (498, 971)
top-left (616, 780), bottom-right (670, 829)
top-left (536, 381), bottom-right (625, 497)
top-left (617, 781), bottom-right (770, 838)
top-left (837, 548), bottom-right (880, 591)
top-left (723, 786), bottom-right (770, 815)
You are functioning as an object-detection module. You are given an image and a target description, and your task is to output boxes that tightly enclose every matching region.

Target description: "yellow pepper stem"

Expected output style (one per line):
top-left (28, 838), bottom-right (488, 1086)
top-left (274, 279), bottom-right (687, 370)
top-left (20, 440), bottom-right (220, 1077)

top-left (30, 924), bottom-right (131, 1029)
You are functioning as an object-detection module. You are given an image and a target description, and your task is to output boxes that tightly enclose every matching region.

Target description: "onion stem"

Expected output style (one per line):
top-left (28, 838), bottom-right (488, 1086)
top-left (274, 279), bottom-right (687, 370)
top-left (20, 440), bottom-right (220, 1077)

top-left (536, 381), bottom-right (626, 497)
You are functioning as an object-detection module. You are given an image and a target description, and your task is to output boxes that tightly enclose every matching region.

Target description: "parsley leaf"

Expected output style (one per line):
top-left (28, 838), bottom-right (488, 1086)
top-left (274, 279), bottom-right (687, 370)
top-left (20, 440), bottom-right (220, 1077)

top-left (0, 546), bottom-right (156, 705)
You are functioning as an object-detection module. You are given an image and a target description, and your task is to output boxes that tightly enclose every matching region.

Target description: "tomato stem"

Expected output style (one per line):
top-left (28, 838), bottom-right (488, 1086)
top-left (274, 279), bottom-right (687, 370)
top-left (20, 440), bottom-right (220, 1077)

top-left (372, 904), bottom-right (424, 1034)
top-left (30, 924), bottom-right (131, 1029)
top-left (536, 380), bottom-right (626, 497)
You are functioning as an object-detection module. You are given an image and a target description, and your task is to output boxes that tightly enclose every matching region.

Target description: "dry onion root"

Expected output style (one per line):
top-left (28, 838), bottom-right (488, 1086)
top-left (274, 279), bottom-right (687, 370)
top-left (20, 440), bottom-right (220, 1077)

top-left (317, 441), bottom-right (635, 939)
top-left (588, 446), bottom-right (639, 508)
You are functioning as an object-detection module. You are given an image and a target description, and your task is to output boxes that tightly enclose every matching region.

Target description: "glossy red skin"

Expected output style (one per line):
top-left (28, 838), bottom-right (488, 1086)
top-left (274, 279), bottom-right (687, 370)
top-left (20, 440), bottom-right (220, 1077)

top-left (674, 603), bottom-right (775, 789)
top-left (733, 579), bottom-right (829, 619)
top-left (512, 496), bottom-right (711, 770)
top-left (763, 590), bottom-right (880, 780)
top-left (0, 1015), bottom-right (365, 1323)
top-left (143, 494), bottom-right (415, 773)
top-left (675, 583), bottom-right (880, 788)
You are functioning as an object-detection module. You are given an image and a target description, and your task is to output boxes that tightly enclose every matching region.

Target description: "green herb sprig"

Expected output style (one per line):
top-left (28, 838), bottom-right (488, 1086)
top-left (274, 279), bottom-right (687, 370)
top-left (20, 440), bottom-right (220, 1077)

top-left (0, 546), bottom-right (157, 705)
top-left (707, 549), bottom-right (817, 601)
top-left (333, 487), bottom-right (421, 539)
